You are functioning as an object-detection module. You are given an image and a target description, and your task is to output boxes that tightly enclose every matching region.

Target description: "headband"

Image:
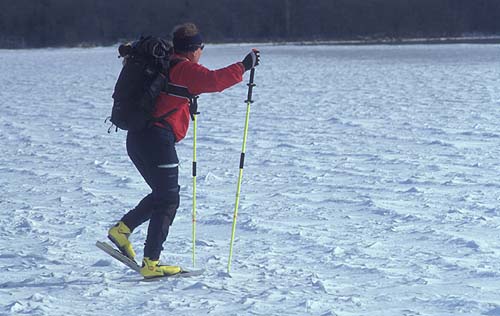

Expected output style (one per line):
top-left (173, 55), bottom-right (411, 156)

top-left (173, 33), bottom-right (203, 52)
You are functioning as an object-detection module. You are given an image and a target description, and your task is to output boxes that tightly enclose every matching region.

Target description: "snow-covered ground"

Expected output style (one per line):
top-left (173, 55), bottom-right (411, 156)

top-left (0, 44), bottom-right (499, 316)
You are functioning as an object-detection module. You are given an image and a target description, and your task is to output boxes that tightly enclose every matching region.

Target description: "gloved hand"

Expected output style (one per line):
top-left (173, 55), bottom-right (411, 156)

top-left (241, 49), bottom-right (260, 71)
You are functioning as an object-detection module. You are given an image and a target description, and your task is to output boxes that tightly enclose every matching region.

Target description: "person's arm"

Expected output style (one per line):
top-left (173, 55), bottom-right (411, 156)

top-left (180, 62), bottom-right (245, 95)
top-left (172, 49), bottom-right (261, 95)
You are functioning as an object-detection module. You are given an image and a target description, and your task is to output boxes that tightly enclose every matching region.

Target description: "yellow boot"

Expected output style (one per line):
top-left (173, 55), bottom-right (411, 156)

top-left (140, 257), bottom-right (181, 279)
top-left (108, 221), bottom-right (136, 260)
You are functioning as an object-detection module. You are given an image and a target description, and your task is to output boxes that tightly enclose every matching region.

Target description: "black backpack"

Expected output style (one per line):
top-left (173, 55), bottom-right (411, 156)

top-left (108, 36), bottom-right (196, 132)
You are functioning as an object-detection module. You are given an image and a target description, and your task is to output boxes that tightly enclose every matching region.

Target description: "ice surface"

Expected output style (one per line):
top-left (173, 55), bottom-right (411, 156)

top-left (0, 44), bottom-right (499, 315)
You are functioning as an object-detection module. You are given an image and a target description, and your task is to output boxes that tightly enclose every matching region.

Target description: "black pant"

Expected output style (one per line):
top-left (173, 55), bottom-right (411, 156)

top-left (121, 126), bottom-right (180, 261)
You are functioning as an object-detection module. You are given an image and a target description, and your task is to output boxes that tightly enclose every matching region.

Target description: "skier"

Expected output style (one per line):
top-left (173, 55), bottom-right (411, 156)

top-left (107, 22), bottom-right (260, 278)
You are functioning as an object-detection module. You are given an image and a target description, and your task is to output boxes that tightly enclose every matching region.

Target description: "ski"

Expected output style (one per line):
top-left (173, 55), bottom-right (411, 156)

top-left (95, 241), bottom-right (204, 279)
top-left (141, 269), bottom-right (205, 282)
top-left (95, 240), bottom-right (141, 272)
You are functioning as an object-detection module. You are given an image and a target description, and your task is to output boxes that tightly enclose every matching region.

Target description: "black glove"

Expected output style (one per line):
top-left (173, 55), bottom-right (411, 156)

top-left (241, 49), bottom-right (260, 71)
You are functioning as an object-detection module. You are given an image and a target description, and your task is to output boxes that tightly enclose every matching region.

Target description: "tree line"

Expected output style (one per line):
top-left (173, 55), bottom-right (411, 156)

top-left (1, 0), bottom-right (499, 48)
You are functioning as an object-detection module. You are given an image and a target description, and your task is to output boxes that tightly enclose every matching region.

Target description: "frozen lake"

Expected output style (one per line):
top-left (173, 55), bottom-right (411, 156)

top-left (0, 43), bottom-right (499, 315)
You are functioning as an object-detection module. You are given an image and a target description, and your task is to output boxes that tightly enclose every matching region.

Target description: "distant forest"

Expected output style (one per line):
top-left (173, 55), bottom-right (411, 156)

top-left (1, 0), bottom-right (500, 48)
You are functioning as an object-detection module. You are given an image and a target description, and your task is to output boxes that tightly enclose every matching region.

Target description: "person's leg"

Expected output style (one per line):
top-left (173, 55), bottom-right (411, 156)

top-left (143, 167), bottom-right (179, 260)
top-left (119, 130), bottom-right (158, 231)
top-left (111, 126), bottom-right (180, 271)
top-left (109, 129), bottom-right (155, 259)
top-left (141, 128), bottom-right (180, 261)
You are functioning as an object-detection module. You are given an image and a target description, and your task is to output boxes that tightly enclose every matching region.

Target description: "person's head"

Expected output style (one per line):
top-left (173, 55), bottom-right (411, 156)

top-left (172, 23), bottom-right (204, 63)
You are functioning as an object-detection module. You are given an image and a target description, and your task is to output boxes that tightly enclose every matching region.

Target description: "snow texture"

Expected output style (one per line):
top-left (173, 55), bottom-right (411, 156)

top-left (0, 44), bottom-right (500, 316)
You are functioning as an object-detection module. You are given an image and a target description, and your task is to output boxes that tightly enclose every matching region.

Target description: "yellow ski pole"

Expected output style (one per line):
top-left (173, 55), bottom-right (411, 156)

top-left (191, 97), bottom-right (199, 268)
top-left (228, 68), bottom-right (256, 274)
top-left (192, 114), bottom-right (197, 267)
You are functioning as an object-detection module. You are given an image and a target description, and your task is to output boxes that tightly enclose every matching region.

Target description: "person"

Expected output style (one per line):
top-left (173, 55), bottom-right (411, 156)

top-left (107, 22), bottom-right (260, 278)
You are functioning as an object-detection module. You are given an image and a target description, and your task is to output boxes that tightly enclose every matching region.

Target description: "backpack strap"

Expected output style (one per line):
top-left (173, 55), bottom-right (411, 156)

top-left (154, 58), bottom-right (199, 125)
top-left (165, 58), bottom-right (193, 100)
top-left (165, 82), bottom-right (193, 99)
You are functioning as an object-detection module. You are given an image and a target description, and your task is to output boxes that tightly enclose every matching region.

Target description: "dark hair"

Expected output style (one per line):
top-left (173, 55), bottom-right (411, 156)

top-left (173, 23), bottom-right (199, 38)
top-left (172, 23), bottom-right (203, 53)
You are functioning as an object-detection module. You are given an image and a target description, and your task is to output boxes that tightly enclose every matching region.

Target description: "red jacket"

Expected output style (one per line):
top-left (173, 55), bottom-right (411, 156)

top-left (153, 56), bottom-right (245, 142)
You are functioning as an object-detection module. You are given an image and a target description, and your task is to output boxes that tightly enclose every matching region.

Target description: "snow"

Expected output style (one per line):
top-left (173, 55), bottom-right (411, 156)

top-left (1, 43), bottom-right (500, 315)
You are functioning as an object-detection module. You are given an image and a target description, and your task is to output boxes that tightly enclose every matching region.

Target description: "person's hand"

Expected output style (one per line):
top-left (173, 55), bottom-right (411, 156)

top-left (241, 49), bottom-right (260, 71)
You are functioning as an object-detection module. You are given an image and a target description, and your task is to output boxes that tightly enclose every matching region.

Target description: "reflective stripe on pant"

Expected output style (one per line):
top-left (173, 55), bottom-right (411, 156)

top-left (121, 126), bottom-right (180, 260)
